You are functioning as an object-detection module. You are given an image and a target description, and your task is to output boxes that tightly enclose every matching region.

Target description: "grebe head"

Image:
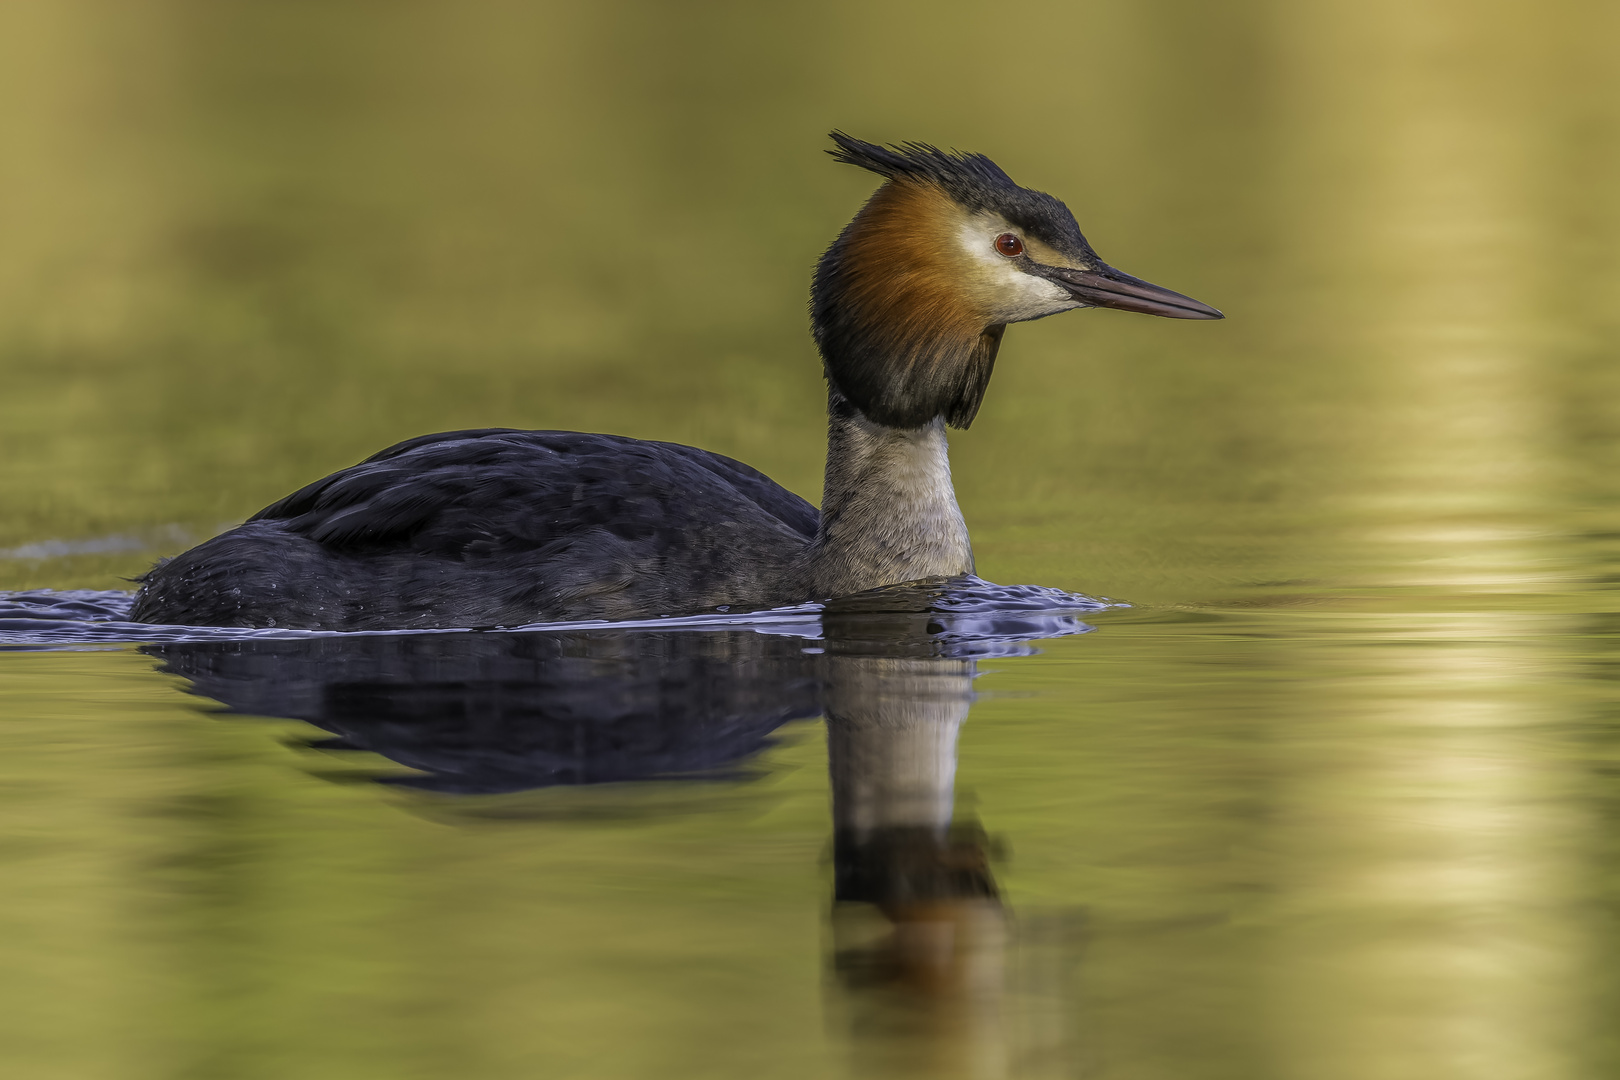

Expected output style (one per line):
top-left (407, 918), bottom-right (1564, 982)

top-left (811, 132), bottom-right (1223, 430)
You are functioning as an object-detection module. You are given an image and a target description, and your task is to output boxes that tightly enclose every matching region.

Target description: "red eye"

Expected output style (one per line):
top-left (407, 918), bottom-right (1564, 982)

top-left (995, 233), bottom-right (1024, 257)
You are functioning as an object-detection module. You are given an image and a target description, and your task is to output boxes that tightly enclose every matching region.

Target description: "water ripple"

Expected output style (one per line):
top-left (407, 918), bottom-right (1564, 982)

top-left (0, 577), bottom-right (1114, 655)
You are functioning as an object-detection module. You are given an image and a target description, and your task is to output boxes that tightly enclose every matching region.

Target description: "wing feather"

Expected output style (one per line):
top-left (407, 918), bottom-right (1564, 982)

top-left (250, 429), bottom-right (819, 554)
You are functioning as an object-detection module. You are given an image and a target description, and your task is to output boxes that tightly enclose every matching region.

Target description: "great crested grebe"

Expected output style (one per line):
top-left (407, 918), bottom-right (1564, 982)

top-left (130, 133), bottom-right (1222, 630)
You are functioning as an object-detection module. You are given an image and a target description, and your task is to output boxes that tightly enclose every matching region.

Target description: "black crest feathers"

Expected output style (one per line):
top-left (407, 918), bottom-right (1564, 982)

top-left (827, 131), bottom-right (1091, 254)
top-left (826, 132), bottom-right (1023, 214)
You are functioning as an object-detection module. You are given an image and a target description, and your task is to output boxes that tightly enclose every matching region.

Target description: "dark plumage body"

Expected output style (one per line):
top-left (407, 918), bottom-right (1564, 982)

top-left (132, 134), bottom-right (1221, 630)
top-left (131, 429), bottom-right (819, 628)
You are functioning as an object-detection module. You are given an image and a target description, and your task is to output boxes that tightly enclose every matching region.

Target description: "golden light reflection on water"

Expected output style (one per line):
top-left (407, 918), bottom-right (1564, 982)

top-left (2, 0), bottom-right (1620, 1077)
top-left (1259, 11), bottom-right (1601, 1074)
top-left (1266, 612), bottom-right (1586, 1080)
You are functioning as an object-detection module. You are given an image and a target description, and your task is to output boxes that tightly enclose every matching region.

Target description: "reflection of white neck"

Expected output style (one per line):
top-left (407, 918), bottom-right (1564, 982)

top-left (810, 405), bottom-right (974, 598)
top-left (823, 657), bottom-right (975, 836)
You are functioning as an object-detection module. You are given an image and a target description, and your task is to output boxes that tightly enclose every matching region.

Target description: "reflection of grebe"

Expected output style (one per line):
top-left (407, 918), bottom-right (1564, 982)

top-left (141, 594), bottom-right (1078, 1070)
top-left (822, 654), bottom-right (1019, 1078)
top-left (131, 133), bottom-right (1219, 630)
top-left (825, 655), bottom-right (1001, 987)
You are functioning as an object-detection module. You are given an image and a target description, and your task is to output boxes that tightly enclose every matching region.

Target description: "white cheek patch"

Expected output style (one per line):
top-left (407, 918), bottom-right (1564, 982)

top-left (955, 216), bottom-right (1080, 323)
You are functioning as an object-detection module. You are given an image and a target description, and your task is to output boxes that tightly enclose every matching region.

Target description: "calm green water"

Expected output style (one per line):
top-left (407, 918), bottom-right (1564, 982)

top-left (4, 1), bottom-right (1620, 1077)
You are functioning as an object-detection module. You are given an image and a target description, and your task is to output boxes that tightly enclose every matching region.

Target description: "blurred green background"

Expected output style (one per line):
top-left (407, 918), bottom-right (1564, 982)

top-left (15, 0), bottom-right (1617, 602)
top-left (4, 1), bottom-right (1620, 1078)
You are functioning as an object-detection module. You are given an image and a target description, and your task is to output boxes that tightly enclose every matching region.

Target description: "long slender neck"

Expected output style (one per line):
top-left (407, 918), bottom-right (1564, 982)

top-left (807, 392), bottom-right (974, 597)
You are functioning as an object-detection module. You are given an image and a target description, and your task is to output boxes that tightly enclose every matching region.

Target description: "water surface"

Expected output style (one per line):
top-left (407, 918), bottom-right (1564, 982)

top-left (3, 1), bottom-right (1620, 1077)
